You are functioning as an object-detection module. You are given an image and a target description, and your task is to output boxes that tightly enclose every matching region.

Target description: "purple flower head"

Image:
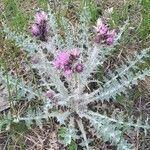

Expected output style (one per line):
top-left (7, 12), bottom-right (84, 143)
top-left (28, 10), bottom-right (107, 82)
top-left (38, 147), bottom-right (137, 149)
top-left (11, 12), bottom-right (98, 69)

top-left (31, 24), bottom-right (40, 36)
top-left (106, 37), bottom-right (114, 45)
top-left (64, 69), bottom-right (73, 77)
top-left (46, 90), bottom-right (55, 99)
top-left (95, 18), bottom-right (108, 34)
top-left (106, 30), bottom-right (116, 45)
top-left (30, 11), bottom-right (49, 41)
top-left (95, 18), bottom-right (116, 46)
top-left (35, 11), bottom-right (48, 24)
top-left (75, 63), bottom-right (84, 73)
top-left (53, 51), bottom-right (70, 69)
top-left (53, 49), bottom-right (82, 77)
top-left (95, 35), bottom-right (101, 44)
top-left (99, 23), bottom-right (108, 35)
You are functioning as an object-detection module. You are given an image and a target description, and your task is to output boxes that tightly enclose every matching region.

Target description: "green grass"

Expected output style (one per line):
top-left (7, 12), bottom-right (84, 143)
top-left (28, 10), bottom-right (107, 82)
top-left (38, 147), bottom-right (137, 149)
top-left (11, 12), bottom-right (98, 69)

top-left (94, 0), bottom-right (150, 113)
top-left (140, 0), bottom-right (150, 39)
top-left (58, 127), bottom-right (77, 150)
top-left (2, 0), bottom-right (48, 33)
top-left (107, 0), bottom-right (150, 41)
top-left (2, 0), bottom-right (28, 33)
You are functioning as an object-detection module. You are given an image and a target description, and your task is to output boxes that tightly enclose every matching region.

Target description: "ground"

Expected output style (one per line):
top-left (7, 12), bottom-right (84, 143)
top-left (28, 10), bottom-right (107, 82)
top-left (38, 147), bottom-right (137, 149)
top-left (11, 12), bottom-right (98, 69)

top-left (0, 0), bottom-right (150, 149)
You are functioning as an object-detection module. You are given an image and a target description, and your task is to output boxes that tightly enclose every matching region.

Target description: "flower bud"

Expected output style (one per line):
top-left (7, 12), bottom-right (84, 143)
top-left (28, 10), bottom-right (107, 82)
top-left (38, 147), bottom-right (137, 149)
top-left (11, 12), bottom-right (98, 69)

top-left (75, 63), bottom-right (84, 73)
top-left (31, 55), bottom-right (39, 64)
top-left (35, 11), bottom-right (48, 24)
top-left (95, 35), bottom-right (101, 44)
top-left (106, 30), bottom-right (116, 45)
top-left (64, 69), bottom-right (73, 76)
top-left (46, 90), bottom-right (55, 99)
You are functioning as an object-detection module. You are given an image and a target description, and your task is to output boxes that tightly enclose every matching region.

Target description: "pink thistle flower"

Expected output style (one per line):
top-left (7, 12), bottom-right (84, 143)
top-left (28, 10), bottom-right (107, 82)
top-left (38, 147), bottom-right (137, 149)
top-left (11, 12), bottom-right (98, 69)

top-left (99, 23), bottom-right (108, 35)
top-left (64, 69), bottom-right (73, 76)
top-left (30, 11), bottom-right (49, 41)
top-left (106, 37), bottom-right (114, 45)
top-left (94, 18), bottom-right (116, 45)
top-left (35, 11), bottom-right (48, 24)
top-left (46, 90), bottom-right (55, 99)
top-left (53, 51), bottom-right (70, 69)
top-left (75, 63), bottom-right (84, 73)
top-left (53, 49), bottom-right (82, 77)
top-left (106, 30), bottom-right (116, 45)
top-left (95, 18), bottom-right (108, 34)
top-left (31, 24), bottom-right (40, 36)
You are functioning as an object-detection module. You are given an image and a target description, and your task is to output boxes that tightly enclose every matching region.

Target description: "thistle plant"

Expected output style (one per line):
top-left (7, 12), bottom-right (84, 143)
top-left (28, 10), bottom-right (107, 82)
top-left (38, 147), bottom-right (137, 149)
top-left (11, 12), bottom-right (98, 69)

top-left (1, 5), bottom-right (150, 150)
